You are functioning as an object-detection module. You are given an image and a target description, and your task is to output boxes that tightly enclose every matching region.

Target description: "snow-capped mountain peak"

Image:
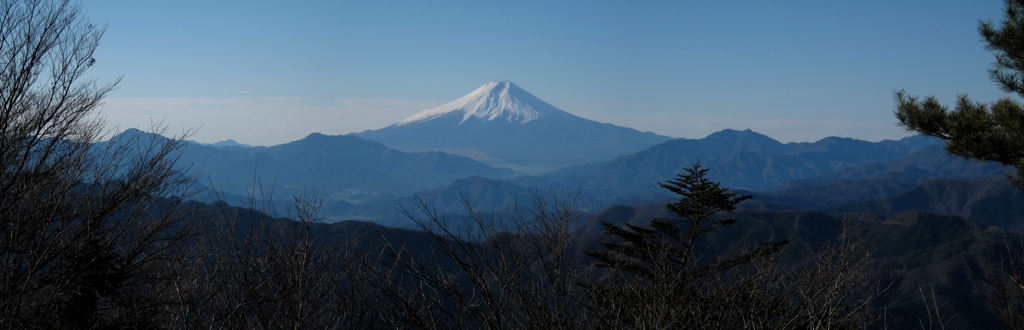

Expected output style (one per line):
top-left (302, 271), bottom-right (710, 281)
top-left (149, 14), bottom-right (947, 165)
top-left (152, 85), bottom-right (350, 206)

top-left (398, 81), bottom-right (564, 125)
top-left (358, 81), bottom-right (672, 171)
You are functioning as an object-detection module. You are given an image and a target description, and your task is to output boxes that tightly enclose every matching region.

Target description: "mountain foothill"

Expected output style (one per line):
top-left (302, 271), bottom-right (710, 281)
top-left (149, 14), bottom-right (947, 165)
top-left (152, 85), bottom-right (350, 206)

top-left (117, 81), bottom-right (1022, 326)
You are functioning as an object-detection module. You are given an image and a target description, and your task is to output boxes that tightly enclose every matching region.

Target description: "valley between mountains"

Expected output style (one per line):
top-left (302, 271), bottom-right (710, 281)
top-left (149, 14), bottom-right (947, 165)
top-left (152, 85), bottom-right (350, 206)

top-left (153, 81), bottom-right (1011, 230)
top-left (113, 81), bottom-right (1022, 327)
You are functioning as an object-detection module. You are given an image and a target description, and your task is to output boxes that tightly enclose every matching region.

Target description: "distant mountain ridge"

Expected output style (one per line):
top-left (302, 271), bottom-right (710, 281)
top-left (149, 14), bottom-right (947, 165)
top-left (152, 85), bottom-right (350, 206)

top-left (357, 81), bottom-right (671, 173)
top-left (107, 129), bottom-right (515, 215)
top-left (109, 124), bottom-right (1011, 228)
top-left (531, 129), bottom-right (947, 202)
top-left (834, 177), bottom-right (1024, 229)
top-left (781, 144), bottom-right (1008, 188)
top-left (210, 139), bottom-right (251, 148)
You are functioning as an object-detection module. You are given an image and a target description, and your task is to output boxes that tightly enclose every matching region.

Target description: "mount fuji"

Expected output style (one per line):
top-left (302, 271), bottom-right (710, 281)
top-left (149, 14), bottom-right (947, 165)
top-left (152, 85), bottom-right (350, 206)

top-left (357, 81), bottom-right (671, 173)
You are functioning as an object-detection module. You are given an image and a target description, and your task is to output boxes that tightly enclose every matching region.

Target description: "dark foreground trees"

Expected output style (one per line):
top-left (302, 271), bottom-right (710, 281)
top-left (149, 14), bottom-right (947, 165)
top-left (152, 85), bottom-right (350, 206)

top-left (366, 193), bottom-right (592, 329)
top-left (583, 163), bottom-right (789, 329)
top-left (170, 194), bottom-right (385, 328)
top-left (183, 163), bottom-right (881, 330)
top-left (579, 163), bottom-right (879, 329)
top-left (0, 0), bottom-right (194, 327)
top-left (359, 163), bottom-right (880, 329)
top-left (895, 0), bottom-right (1024, 326)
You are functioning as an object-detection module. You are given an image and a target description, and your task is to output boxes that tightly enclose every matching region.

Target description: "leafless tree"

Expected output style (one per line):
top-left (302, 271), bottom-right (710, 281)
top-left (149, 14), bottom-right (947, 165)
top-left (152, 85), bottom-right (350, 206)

top-left (979, 232), bottom-right (1024, 329)
top-left (370, 179), bottom-right (889, 330)
top-left (372, 193), bottom-right (593, 329)
top-left (776, 221), bottom-right (891, 330)
top-left (166, 183), bottom-right (389, 329)
top-left (0, 0), bottom-right (194, 327)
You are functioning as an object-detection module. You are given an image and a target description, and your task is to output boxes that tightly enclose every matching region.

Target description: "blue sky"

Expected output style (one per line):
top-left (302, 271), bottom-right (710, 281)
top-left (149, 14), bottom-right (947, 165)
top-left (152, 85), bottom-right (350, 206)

top-left (84, 1), bottom-right (1008, 145)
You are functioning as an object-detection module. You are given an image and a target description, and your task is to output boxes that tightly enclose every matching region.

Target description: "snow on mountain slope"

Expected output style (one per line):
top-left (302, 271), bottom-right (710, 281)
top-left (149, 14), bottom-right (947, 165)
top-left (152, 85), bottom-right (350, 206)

top-left (398, 81), bottom-right (565, 125)
top-left (358, 81), bottom-right (671, 173)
